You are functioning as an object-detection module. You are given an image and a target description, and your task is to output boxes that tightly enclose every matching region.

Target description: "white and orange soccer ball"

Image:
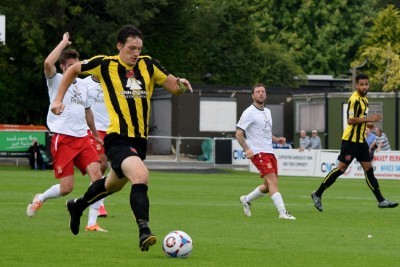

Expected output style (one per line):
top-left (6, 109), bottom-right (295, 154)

top-left (162, 230), bottom-right (193, 258)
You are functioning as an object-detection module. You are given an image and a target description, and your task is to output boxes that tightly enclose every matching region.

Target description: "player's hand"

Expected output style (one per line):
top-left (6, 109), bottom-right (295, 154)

top-left (369, 113), bottom-right (382, 122)
top-left (245, 148), bottom-right (254, 159)
top-left (50, 101), bottom-right (65, 115)
top-left (177, 78), bottom-right (193, 93)
top-left (63, 32), bottom-right (72, 46)
top-left (93, 133), bottom-right (104, 146)
top-left (277, 137), bottom-right (286, 144)
top-left (366, 122), bottom-right (375, 129)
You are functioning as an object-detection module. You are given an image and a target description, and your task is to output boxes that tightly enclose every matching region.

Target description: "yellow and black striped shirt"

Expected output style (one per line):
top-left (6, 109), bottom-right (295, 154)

top-left (80, 55), bottom-right (169, 138)
top-left (342, 91), bottom-right (368, 143)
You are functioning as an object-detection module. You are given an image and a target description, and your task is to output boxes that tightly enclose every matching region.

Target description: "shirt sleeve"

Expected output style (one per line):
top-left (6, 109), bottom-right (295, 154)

top-left (236, 109), bottom-right (252, 131)
top-left (347, 97), bottom-right (357, 119)
top-left (152, 58), bottom-right (169, 86)
top-left (80, 56), bottom-right (105, 77)
top-left (84, 91), bottom-right (91, 109)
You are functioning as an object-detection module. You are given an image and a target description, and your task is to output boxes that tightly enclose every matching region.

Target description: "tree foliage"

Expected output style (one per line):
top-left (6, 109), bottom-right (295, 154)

top-left (0, 0), bottom-right (397, 124)
top-left (139, 0), bottom-right (306, 86)
top-left (0, 0), bottom-right (167, 124)
top-left (252, 0), bottom-right (379, 76)
top-left (352, 5), bottom-right (400, 91)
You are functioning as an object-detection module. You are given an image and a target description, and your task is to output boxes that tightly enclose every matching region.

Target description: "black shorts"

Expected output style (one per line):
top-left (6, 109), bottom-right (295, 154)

top-left (104, 133), bottom-right (147, 178)
top-left (337, 140), bottom-right (371, 165)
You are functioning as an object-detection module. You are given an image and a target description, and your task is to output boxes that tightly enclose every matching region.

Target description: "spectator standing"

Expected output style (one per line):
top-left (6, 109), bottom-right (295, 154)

top-left (27, 139), bottom-right (46, 170)
top-left (310, 73), bottom-right (397, 211)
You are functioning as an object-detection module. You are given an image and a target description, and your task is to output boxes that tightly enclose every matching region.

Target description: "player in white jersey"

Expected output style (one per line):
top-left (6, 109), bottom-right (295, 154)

top-left (236, 83), bottom-right (295, 220)
top-left (82, 75), bottom-right (110, 217)
top-left (27, 32), bottom-right (107, 232)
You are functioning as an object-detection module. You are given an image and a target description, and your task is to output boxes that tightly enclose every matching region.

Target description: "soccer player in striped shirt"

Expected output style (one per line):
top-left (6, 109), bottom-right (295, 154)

top-left (50, 25), bottom-right (192, 252)
top-left (311, 73), bottom-right (398, 211)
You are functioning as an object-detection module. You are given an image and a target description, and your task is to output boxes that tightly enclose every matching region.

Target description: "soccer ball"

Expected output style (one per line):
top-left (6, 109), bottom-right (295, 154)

top-left (162, 230), bottom-right (193, 258)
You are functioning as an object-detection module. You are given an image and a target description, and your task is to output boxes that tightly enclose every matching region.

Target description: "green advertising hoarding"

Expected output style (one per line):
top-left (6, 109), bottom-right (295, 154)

top-left (0, 131), bottom-right (47, 156)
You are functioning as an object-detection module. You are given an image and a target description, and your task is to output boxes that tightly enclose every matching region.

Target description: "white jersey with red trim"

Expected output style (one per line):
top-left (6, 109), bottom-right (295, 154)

top-left (236, 104), bottom-right (274, 155)
top-left (46, 73), bottom-right (90, 137)
top-left (82, 76), bottom-right (110, 131)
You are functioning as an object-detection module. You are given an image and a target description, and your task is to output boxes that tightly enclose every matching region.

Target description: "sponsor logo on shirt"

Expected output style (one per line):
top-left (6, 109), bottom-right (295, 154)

top-left (71, 85), bottom-right (85, 106)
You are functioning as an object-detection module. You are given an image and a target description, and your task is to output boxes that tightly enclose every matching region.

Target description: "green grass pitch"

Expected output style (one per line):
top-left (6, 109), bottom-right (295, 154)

top-left (1, 165), bottom-right (400, 266)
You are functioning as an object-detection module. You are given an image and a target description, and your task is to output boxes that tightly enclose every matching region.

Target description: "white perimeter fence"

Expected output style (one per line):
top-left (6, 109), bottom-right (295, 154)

top-left (148, 136), bottom-right (400, 179)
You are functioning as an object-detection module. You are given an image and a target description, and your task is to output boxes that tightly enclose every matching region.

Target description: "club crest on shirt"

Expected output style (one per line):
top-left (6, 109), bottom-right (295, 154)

top-left (57, 165), bottom-right (63, 174)
top-left (126, 70), bottom-right (134, 79)
top-left (125, 70), bottom-right (141, 90)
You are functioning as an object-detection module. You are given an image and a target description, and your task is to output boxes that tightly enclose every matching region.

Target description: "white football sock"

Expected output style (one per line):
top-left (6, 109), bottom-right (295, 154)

top-left (245, 187), bottom-right (266, 203)
top-left (271, 192), bottom-right (286, 214)
top-left (87, 200), bottom-right (101, 227)
top-left (87, 207), bottom-right (98, 227)
top-left (38, 184), bottom-right (61, 202)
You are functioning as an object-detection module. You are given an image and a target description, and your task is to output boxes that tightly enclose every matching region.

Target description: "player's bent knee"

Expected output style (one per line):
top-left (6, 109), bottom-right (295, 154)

top-left (60, 186), bottom-right (73, 196)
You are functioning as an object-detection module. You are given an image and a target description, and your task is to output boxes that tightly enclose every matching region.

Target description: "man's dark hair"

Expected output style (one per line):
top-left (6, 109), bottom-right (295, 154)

top-left (60, 49), bottom-right (79, 65)
top-left (251, 83), bottom-right (266, 94)
top-left (355, 73), bottom-right (369, 83)
top-left (117, 25), bottom-right (143, 45)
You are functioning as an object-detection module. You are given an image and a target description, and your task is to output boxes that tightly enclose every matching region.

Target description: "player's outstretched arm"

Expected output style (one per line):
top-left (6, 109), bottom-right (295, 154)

top-left (44, 32), bottom-right (71, 77)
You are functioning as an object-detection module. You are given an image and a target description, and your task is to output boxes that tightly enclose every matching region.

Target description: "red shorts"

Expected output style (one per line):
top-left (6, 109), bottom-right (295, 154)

top-left (88, 130), bottom-right (107, 155)
top-left (251, 153), bottom-right (278, 178)
top-left (51, 133), bottom-right (100, 179)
